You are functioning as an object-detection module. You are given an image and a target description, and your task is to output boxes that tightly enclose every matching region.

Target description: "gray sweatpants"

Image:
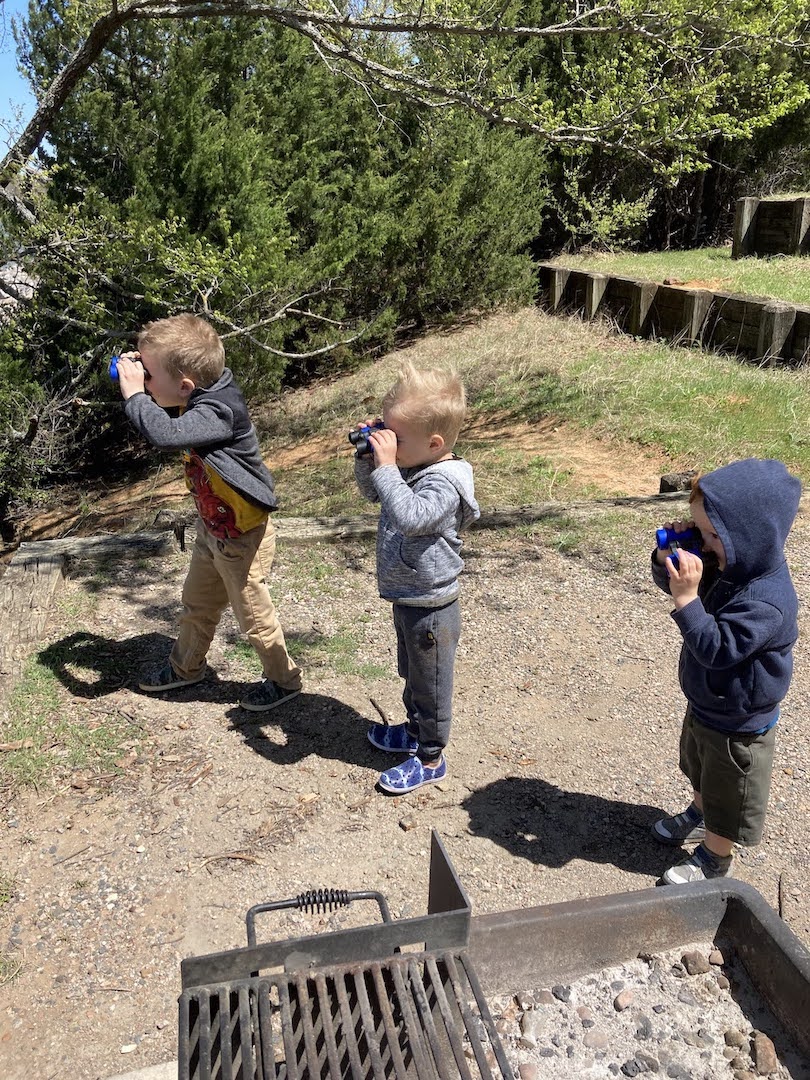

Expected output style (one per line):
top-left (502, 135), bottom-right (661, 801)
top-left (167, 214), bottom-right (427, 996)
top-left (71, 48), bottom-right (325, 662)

top-left (393, 599), bottom-right (461, 762)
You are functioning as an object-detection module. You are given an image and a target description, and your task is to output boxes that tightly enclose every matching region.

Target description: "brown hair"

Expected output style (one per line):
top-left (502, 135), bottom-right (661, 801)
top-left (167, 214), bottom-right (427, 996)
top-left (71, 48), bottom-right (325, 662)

top-left (137, 314), bottom-right (225, 387)
top-left (382, 360), bottom-right (467, 448)
top-left (689, 475), bottom-right (704, 504)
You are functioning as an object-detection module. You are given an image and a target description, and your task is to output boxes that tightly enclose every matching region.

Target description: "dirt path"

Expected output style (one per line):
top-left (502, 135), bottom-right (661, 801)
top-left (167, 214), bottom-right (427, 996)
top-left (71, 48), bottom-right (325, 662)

top-left (1, 506), bottom-right (809, 1079)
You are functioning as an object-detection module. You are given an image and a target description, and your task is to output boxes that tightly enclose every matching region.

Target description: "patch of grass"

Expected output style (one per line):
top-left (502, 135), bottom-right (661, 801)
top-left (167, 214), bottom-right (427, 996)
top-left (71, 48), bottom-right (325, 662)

top-left (0, 657), bottom-right (134, 789)
top-left (251, 307), bottom-right (810, 522)
top-left (549, 247), bottom-right (810, 307)
top-left (274, 459), bottom-right (369, 518)
top-left (564, 345), bottom-right (810, 473)
top-left (0, 952), bottom-right (22, 987)
top-left (288, 629), bottom-right (389, 680)
top-left (224, 625), bottom-right (388, 681)
top-left (223, 640), bottom-right (262, 677)
top-left (0, 871), bottom-right (16, 907)
top-left (470, 446), bottom-right (576, 505)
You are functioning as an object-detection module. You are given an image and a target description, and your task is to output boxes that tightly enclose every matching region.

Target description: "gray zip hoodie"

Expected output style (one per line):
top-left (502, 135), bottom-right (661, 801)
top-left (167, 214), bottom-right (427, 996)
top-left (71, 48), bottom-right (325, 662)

top-left (355, 456), bottom-right (480, 606)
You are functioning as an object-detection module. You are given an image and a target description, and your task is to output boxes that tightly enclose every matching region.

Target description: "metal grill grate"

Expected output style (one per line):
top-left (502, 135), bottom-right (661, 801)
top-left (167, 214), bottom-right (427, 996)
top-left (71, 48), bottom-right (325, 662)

top-left (179, 833), bottom-right (512, 1079)
top-left (180, 947), bottom-right (511, 1079)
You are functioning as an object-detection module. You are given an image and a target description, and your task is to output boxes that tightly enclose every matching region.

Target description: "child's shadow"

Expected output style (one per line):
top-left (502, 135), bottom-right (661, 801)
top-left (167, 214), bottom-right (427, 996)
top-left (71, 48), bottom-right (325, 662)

top-left (225, 696), bottom-right (378, 769)
top-left (38, 631), bottom-right (175, 698)
top-left (37, 630), bottom-right (265, 705)
top-left (462, 776), bottom-right (676, 879)
top-left (37, 631), bottom-right (378, 769)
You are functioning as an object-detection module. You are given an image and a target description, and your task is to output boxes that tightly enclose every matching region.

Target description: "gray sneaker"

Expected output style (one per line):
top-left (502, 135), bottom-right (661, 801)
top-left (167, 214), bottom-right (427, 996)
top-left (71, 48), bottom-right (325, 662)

top-left (651, 807), bottom-right (706, 846)
top-left (239, 680), bottom-right (301, 713)
top-left (660, 844), bottom-right (732, 886)
top-left (139, 662), bottom-right (205, 693)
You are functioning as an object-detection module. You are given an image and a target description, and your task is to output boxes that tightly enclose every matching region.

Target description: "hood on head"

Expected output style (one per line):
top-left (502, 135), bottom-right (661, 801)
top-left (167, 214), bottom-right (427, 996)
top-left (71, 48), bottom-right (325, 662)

top-left (699, 459), bottom-right (801, 579)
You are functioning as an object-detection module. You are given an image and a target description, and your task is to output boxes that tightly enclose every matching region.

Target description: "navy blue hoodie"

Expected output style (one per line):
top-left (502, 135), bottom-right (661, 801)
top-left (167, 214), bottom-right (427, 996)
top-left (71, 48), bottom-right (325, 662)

top-left (652, 458), bottom-right (801, 734)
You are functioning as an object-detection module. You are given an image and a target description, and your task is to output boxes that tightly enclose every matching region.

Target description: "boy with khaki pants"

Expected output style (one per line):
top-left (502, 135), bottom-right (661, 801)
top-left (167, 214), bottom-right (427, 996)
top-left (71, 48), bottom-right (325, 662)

top-left (116, 314), bottom-right (301, 711)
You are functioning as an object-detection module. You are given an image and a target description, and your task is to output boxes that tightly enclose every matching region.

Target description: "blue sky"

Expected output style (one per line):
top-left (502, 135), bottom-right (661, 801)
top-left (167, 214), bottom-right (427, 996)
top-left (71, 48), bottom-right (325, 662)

top-left (1, 0), bottom-right (36, 149)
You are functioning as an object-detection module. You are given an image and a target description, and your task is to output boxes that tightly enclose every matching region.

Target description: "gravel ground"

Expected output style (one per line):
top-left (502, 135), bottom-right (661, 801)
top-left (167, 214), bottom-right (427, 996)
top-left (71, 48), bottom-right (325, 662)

top-left (0, 502), bottom-right (808, 1078)
top-left (495, 939), bottom-right (807, 1079)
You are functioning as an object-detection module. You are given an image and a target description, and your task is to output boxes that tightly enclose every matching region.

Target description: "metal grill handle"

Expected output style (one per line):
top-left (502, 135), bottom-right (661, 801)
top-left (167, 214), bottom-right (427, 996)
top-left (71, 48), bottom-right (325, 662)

top-left (246, 889), bottom-right (392, 947)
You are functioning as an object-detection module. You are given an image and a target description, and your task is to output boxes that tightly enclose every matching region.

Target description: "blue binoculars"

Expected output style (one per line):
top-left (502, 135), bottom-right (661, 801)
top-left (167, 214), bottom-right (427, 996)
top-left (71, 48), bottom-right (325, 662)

top-left (109, 355), bottom-right (121, 380)
top-left (656, 526), bottom-right (702, 570)
top-left (348, 421), bottom-right (385, 458)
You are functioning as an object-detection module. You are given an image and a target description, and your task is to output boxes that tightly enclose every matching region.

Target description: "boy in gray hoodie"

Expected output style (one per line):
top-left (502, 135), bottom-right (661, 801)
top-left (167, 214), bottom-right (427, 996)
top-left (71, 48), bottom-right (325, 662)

top-left (354, 361), bottom-right (480, 794)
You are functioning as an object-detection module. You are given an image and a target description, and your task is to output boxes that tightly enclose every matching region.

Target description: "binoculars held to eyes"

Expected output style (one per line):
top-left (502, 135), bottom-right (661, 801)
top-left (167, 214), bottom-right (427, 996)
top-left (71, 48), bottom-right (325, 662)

top-left (656, 525), bottom-right (702, 571)
top-left (348, 421), bottom-right (385, 458)
top-left (109, 353), bottom-right (149, 381)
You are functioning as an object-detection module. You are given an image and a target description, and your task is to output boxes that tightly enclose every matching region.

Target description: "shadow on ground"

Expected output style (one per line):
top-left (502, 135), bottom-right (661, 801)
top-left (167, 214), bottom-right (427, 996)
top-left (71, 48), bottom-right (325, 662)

top-left (226, 694), bottom-right (378, 770)
top-left (462, 775), bottom-right (677, 878)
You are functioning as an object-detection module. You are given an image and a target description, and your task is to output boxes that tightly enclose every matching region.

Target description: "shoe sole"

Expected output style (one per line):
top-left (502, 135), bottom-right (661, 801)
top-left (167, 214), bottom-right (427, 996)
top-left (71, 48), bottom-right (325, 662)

top-left (138, 672), bottom-right (205, 692)
top-left (239, 688), bottom-right (301, 713)
top-left (367, 730), bottom-right (419, 755)
top-left (650, 822), bottom-right (706, 847)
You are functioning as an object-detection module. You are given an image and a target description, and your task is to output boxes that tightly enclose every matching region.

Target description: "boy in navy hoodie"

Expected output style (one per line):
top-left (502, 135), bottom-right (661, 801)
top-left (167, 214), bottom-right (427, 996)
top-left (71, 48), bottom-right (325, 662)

top-left (651, 459), bottom-right (801, 885)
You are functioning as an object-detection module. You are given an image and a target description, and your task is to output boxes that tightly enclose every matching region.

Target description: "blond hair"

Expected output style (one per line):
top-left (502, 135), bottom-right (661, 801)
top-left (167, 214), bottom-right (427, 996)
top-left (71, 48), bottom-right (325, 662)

top-left (383, 360), bottom-right (467, 447)
top-left (137, 314), bottom-right (225, 387)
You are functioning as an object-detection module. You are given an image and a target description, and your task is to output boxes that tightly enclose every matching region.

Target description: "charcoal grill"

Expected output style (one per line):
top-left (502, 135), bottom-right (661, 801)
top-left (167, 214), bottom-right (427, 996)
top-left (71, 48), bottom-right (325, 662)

top-left (178, 832), bottom-right (511, 1079)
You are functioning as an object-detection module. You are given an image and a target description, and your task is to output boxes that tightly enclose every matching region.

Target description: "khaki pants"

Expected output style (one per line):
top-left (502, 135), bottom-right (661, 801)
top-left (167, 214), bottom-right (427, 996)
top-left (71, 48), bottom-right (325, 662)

top-left (169, 517), bottom-right (301, 690)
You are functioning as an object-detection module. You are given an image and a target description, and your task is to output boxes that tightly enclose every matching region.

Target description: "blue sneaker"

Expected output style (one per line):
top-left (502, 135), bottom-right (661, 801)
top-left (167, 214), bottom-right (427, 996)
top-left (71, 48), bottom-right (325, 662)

top-left (367, 723), bottom-right (419, 755)
top-left (378, 755), bottom-right (447, 794)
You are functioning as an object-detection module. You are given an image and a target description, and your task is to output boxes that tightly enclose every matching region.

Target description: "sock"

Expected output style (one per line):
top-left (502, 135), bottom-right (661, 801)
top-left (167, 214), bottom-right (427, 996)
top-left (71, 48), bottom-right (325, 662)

top-left (695, 843), bottom-right (732, 869)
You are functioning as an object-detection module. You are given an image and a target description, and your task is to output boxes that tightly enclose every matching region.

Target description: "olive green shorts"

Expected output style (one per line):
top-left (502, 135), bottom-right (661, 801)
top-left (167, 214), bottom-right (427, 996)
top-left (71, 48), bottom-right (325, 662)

top-left (679, 706), bottom-right (776, 846)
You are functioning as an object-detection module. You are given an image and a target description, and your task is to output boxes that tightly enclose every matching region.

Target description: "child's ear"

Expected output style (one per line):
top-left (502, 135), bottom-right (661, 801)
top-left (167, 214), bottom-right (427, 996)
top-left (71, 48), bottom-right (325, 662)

top-left (179, 378), bottom-right (196, 400)
top-left (429, 433), bottom-right (445, 453)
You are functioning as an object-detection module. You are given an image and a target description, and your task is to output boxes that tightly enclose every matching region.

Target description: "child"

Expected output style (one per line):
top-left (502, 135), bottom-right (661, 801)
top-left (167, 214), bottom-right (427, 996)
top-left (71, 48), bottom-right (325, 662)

top-left (651, 458), bottom-right (800, 884)
top-left (115, 314), bottom-right (302, 712)
top-left (354, 361), bottom-right (480, 794)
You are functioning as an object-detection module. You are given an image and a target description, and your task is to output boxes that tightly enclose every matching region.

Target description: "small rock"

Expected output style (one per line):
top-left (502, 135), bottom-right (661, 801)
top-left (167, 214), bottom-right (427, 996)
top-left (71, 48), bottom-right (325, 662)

top-left (634, 1013), bottom-right (653, 1041)
top-left (709, 948), bottom-right (725, 966)
top-left (614, 989), bottom-right (634, 1012)
top-left (681, 950), bottom-right (710, 975)
top-left (583, 1029), bottom-right (610, 1051)
top-left (636, 1051), bottom-right (660, 1073)
top-left (518, 1065), bottom-right (537, 1080)
top-left (724, 1029), bottom-right (747, 1049)
top-left (398, 814), bottom-right (418, 832)
top-left (621, 1060), bottom-right (641, 1077)
top-left (659, 470), bottom-right (698, 493)
top-left (536, 989), bottom-right (555, 1005)
top-left (751, 1031), bottom-right (778, 1075)
top-left (120, 1044), bottom-right (137, 1054)
top-left (551, 984), bottom-right (571, 1003)
top-left (576, 1005), bottom-right (594, 1022)
top-left (716, 974), bottom-right (731, 990)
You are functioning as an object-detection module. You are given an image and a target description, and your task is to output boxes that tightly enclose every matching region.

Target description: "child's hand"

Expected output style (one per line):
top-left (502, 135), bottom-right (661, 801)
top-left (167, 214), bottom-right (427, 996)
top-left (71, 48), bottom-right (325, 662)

top-left (369, 426), bottom-right (398, 467)
top-left (116, 353), bottom-right (146, 401)
top-left (666, 548), bottom-right (703, 608)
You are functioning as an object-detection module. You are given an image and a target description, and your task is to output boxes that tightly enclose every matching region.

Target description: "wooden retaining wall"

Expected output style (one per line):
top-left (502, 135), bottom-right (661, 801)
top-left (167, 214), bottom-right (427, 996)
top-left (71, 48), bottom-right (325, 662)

top-left (537, 263), bottom-right (810, 366)
top-left (732, 196), bottom-right (810, 258)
